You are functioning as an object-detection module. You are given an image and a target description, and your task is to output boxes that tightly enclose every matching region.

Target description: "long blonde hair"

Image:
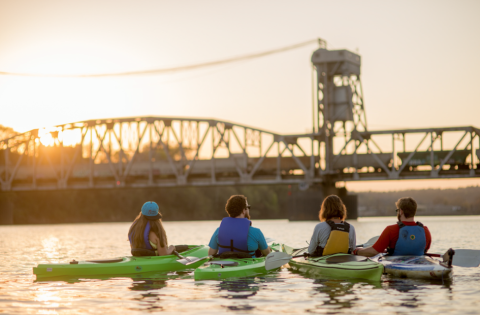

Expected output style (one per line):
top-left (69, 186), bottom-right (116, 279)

top-left (128, 212), bottom-right (168, 248)
top-left (319, 195), bottom-right (347, 222)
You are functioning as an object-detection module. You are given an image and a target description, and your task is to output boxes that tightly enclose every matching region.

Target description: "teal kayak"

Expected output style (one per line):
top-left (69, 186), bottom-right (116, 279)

top-left (194, 243), bottom-right (281, 280)
top-left (283, 245), bottom-right (384, 281)
top-left (34, 245), bottom-right (209, 280)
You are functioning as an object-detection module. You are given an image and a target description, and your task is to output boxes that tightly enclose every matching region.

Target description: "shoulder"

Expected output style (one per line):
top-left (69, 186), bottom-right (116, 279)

top-left (345, 222), bottom-right (355, 231)
top-left (315, 222), bottom-right (329, 229)
top-left (249, 226), bottom-right (263, 234)
top-left (384, 224), bottom-right (400, 231)
top-left (210, 227), bottom-right (220, 238)
top-left (248, 227), bottom-right (266, 239)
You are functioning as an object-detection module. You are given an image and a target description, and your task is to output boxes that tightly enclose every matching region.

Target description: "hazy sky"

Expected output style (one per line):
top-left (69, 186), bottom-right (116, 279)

top-left (0, 0), bottom-right (479, 191)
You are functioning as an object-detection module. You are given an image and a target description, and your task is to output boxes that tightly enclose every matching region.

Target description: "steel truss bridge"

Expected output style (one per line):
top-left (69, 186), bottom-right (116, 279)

top-left (1, 47), bottom-right (479, 192)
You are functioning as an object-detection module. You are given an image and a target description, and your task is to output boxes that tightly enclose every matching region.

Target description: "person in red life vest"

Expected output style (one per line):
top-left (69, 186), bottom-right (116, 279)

top-left (354, 197), bottom-right (432, 257)
top-left (207, 195), bottom-right (272, 257)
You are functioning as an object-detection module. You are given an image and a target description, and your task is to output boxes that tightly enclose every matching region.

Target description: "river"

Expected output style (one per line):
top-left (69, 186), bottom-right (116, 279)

top-left (1, 216), bottom-right (479, 314)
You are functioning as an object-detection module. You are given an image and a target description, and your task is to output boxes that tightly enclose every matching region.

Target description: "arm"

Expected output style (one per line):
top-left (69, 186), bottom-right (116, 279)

top-left (424, 226), bottom-right (432, 252)
top-left (355, 227), bottom-right (391, 257)
top-left (207, 228), bottom-right (219, 256)
top-left (349, 225), bottom-right (357, 254)
top-left (308, 224), bottom-right (320, 255)
top-left (208, 248), bottom-right (219, 256)
top-left (256, 229), bottom-right (271, 256)
top-left (157, 245), bottom-right (175, 256)
top-left (261, 247), bottom-right (271, 256)
top-left (149, 232), bottom-right (175, 256)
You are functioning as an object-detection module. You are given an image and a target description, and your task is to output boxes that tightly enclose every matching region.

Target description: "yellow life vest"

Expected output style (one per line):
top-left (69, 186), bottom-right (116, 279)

top-left (321, 221), bottom-right (351, 256)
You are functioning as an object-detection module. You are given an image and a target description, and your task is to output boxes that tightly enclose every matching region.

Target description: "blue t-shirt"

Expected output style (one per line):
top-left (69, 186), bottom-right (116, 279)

top-left (208, 226), bottom-right (269, 255)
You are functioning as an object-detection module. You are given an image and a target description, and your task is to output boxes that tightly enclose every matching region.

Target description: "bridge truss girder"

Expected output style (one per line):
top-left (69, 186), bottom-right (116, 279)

top-left (0, 117), bottom-right (319, 191)
top-left (1, 117), bottom-right (479, 192)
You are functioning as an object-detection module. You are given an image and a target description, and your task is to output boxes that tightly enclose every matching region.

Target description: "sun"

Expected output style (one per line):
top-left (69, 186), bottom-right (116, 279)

top-left (38, 127), bottom-right (62, 147)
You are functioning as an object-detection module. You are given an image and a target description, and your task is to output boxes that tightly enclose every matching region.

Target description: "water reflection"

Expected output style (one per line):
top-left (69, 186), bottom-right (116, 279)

top-left (383, 278), bottom-right (451, 292)
top-left (215, 277), bottom-right (281, 313)
top-left (217, 278), bottom-right (260, 299)
top-left (311, 278), bottom-right (379, 311)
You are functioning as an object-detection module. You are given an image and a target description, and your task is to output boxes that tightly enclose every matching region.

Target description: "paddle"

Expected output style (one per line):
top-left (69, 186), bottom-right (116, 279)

top-left (356, 236), bottom-right (380, 248)
top-left (265, 252), bottom-right (296, 270)
top-left (449, 249), bottom-right (480, 268)
top-left (264, 251), bottom-right (370, 271)
top-left (178, 255), bottom-right (213, 265)
top-left (264, 235), bottom-right (379, 271)
top-left (173, 251), bottom-right (210, 265)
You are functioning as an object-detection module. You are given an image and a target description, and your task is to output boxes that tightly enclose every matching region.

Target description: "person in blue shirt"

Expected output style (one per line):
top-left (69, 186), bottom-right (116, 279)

top-left (208, 195), bottom-right (272, 257)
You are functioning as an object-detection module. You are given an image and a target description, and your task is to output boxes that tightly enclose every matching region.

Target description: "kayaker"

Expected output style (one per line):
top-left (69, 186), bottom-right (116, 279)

top-left (308, 195), bottom-right (357, 256)
top-left (207, 195), bottom-right (272, 257)
top-left (354, 197), bottom-right (432, 257)
top-left (128, 201), bottom-right (175, 256)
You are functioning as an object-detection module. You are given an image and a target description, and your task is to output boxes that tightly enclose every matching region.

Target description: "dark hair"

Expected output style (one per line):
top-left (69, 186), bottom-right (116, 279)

top-left (319, 195), bottom-right (347, 222)
top-left (128, 212), bottom-right (168, 249)
top-left (225, 195), bottom-right (247, 217)
top-left (396, 197), bottom-right (417, 218)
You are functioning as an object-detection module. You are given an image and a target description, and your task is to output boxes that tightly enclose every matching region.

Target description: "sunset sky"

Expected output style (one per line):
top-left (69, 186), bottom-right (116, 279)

top-left (0, 0), bottom-right (479, 191)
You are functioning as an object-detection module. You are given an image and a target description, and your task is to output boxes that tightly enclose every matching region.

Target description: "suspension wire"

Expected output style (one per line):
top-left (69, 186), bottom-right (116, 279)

top-left (0, 39), bottom-right (319, 78)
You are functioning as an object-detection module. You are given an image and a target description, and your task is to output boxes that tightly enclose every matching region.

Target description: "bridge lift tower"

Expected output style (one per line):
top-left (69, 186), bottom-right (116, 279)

top-left (311, 42), bottom-right (367, 177)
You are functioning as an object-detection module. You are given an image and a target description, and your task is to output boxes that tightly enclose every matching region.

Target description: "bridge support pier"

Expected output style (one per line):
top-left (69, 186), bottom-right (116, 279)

top-left (287, 184), bottom-right (358, 221)
top-left (0, 193), bottom-right (14, 225)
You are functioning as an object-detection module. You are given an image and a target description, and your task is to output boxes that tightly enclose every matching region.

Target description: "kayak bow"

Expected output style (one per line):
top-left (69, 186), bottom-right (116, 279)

top-left (34, 245), bottom-right (209, 280)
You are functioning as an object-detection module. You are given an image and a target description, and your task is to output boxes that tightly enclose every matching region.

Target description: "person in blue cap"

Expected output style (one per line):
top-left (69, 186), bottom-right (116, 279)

top-left (207, 195), bottom-right (271, 258)
top-left (128, 201), bottom-right (175, 256)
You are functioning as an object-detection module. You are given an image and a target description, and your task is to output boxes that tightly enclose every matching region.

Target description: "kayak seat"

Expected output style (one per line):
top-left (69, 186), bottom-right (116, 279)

top-left (218, 251), bottom-right (251, 259)
top-left (86, 258), bottom-right (124, 263)
top-left (210, 261), bottom-right (239, 266)
top-left (175, 245), bottom-right (190, 253)
top-left (325, 255), bottom-right (367, 264)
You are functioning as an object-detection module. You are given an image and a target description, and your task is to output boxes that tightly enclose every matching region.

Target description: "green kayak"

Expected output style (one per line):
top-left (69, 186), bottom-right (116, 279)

top-left (34, 245), bottom-right (209, 280)
top-left (283, 245), bottom-right (384, 281)
top-left (194, 243), bottom-right (281, 280)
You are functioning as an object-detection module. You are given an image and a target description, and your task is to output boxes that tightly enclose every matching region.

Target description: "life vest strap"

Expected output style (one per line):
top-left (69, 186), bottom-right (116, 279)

top-left (218, 239), bottom-right (251, 253)
top-left (131, 248), bottom-right (156, 257)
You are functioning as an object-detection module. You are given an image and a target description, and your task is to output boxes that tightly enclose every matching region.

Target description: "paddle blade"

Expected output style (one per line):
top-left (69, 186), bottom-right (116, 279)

top-left (452, 249), bottom-right (480, 268)
top-left (265, 252), bottom-right (292, 271)
top-left (176, 256), bottom-right (209, 265)
top-left (363, 236), bottom-right (380, 248)
top-left (325, 255), bottom-right (368, 264)
top-left (265, 237), bottom-right (276, 244)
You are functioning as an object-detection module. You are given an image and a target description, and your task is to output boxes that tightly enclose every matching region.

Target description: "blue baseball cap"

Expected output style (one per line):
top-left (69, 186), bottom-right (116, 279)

top-left (141, 201), bottom-right (162, 220)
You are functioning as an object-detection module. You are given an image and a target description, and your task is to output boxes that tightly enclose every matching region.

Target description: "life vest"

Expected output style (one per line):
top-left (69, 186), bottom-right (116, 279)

top-left (217, 217), bottom-right (252, 256)
top-left (313, 221), bottom-right (351, 256)
top-left (392, 221), bottom-right (426, 256)
top-left (129, 221), bottom-right (156, 256)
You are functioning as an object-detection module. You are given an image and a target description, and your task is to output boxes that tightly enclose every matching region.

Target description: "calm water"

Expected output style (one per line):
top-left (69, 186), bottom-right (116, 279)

top-left (1, 216), bottom-right (480, 314)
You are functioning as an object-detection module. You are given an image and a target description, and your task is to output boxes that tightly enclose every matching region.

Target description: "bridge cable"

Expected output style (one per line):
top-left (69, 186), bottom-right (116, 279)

top-left (0, 39), bottom-right (319, 78)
